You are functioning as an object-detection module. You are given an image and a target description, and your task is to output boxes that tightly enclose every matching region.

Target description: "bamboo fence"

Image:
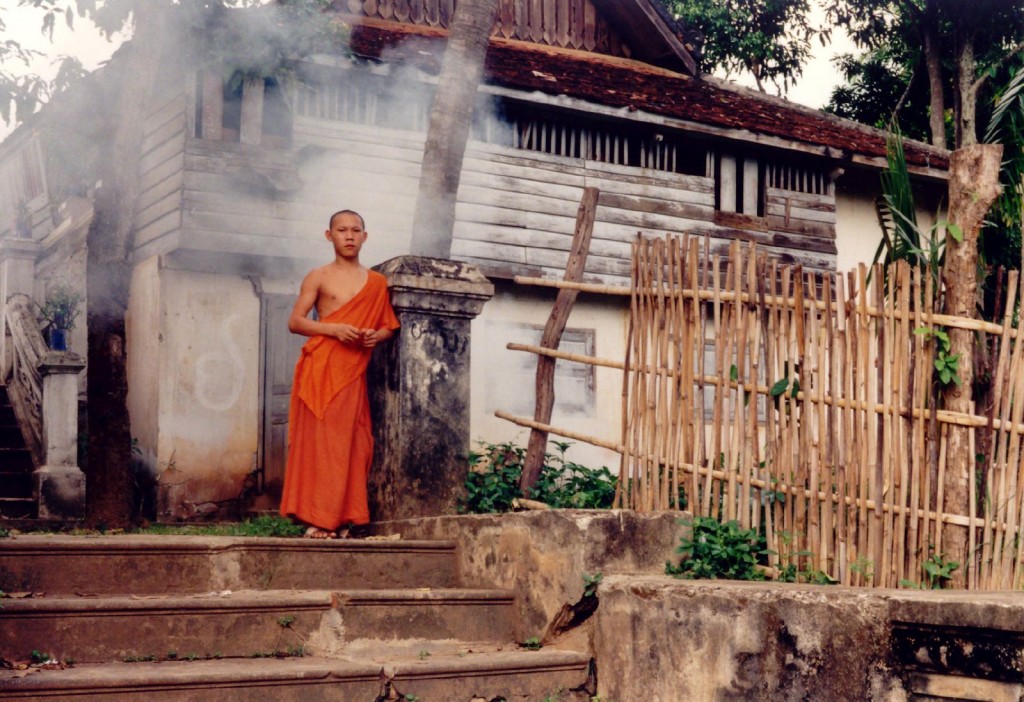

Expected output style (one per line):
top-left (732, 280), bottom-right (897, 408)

top-left (502, 233), bottom-right (1024, 590)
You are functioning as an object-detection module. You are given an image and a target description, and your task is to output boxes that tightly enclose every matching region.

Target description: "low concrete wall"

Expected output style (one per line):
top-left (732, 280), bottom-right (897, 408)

top-left (375, 511), bottom-right (1024, 702)
top-left (594, 577), bottom-right (904, 701)
top-left (371, 510), bottom-right (688, 638)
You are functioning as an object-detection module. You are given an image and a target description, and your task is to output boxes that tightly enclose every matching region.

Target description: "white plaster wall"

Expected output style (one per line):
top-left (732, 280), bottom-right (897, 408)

top-left (835, 169), bottom-right (885, 273)
top-left (155, 268), bottom-right (260, 519)
top-left (470, 282), bottom-right (627, 473)
top-left (835, 168), bottom-right (946, 275)
top-left (126, 257), bottom-right (162, 478)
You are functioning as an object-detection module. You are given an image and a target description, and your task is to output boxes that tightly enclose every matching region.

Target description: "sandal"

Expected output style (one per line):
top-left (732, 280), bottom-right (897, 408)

top-left (303, 526), bottom-right (336, 540)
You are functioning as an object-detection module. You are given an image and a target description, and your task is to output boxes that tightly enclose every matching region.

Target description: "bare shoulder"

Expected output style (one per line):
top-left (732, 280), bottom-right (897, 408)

top-left (301, 264), bottom-right (330, 288)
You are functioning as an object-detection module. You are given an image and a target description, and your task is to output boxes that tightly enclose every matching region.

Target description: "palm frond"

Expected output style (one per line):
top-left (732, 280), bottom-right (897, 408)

top-left (875, 126), bottom-right (921, 268)
top-left (986, 63), bottom-right (1024, 144)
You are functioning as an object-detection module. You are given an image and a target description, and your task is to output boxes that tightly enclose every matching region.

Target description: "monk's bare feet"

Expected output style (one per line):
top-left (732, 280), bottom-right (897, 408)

top-left (304, 526), bottom-right (336, 539)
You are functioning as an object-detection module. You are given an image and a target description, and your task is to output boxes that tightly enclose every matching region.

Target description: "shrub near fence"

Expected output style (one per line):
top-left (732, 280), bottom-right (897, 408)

top-left (619, 235), bottom-right (1024, 590)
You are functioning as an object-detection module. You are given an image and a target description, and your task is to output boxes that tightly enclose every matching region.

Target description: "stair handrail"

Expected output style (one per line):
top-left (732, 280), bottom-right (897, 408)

top-left (5, 293), bottom-right (45, 467)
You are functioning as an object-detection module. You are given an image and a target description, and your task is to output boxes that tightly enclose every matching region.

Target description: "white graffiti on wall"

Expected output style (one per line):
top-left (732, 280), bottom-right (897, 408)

top-left (194, 313), bottom-right (245, 412)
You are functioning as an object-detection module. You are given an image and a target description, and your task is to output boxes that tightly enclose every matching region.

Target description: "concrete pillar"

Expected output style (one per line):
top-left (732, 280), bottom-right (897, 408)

top-left (34, 352), bottom-right (86, 519)
top-left (368, 257), bottom-right (494, 521)
top-left (0, 239), bottom-right (41, 378)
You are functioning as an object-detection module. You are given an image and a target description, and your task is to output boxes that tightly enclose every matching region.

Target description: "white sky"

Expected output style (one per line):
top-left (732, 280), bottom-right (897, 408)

top-left (0, 3), bottom-right (857, 138)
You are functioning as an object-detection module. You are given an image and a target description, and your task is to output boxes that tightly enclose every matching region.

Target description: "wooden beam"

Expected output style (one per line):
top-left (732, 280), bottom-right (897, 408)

top-left (519, 186), bottom-right (599, 493)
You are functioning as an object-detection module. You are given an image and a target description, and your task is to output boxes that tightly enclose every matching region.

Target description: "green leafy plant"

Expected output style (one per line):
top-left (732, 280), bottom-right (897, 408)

top-left (130, 514), bottom-right (305, 537)
top-left (850, 556), bottom-right (875, 583)
top-left (123, 654), bottom-right (157, 663)
top-left (666, 517), bottom-right (768, 581)
top-left (30, 650), bottom-right (52, 665)
top-left (520, 636), bottom-right (543, 650)
top-left (772, 531), bottom-right (837, 585)
top-left (462, 441), bottom-right (617, 513)
top-left (532, 442), bottom-right (617, 509)
top-left (871, 127), bottom-right (962, 288)
top-left (915, 326), bottom-right (961, 387)
top-left (900, 552), bottom-right (959, 589)
top-left (463, 442), bottom-right (526, 513)
top-left (37, 282), bottom-right (82, 332)
top-left (582, 572), bottom-right (603, 597)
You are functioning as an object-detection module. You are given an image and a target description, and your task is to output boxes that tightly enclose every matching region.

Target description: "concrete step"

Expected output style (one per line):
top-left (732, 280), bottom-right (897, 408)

top-left (0, 471), bottom-right (32, 498)
top-left (0, 649), bottom-right (593, 701)
top-left (0, 448), bottom-right (33, 472)
top-left (0, 423), bottom-right (26, 447)
top-left (0, 535), bottom-right (461, 595)
top-left (0, 497), bottom-right (34, 519)
top-left (0, 588), bottom-right (517, 663)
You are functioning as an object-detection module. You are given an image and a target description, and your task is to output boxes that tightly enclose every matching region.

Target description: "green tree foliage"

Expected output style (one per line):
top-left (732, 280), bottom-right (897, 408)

top-left (983, 64), bottom-right (1024, 276)
top-left (822, 0), bottom-right (1024, 148)
top-left (826, 48), bottom-right (932, 143)
top-left (658, 0), bottom-right (822, 94)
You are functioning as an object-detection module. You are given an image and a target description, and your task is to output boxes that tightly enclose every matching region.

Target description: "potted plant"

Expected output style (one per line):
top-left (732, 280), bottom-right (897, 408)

top-left (38, 283), bottom-right (83, 352)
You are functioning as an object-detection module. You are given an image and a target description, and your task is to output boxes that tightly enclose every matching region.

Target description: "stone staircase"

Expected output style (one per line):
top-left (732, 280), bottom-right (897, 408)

top-left (0, 385), bottom-right (35, 520)
top-left (0, 535), bottom-right (592, 700)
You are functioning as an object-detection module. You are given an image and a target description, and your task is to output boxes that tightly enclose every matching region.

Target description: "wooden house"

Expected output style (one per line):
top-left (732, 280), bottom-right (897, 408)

top-left (0, 0), bottom-right (949, 520)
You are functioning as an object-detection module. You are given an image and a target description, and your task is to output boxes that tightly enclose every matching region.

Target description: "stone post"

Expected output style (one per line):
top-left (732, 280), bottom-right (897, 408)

top-left (0, 239), bottom-right (41, 377)
top-left (34, 352), bottom-right (86, 519)
top-left (368, 257), bottom-right (494, 521)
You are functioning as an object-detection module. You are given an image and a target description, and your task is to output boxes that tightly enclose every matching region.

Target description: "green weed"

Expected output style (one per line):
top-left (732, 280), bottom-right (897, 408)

top-left (900, 551), bottom-right (959, 589)
top-left (520, 636), bottom-right (543, 650)
top-left (130, 514), bottom-right (305, 537)
top-left (462, 440), bottom-right (617, 513)
top-left (666, 517), bottom-right (768, 581)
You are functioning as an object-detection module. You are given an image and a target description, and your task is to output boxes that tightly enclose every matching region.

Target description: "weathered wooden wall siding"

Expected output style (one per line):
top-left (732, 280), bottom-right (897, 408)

top-left (453, 145), bottom-right (717, 283)
top-left (346, 0), bottom-right (630, 56)
top-left (134, 93), bottom-right (187, 258)
top-left (454, 145), bottom-right (836, 282)
top-left (171, 114), bottom-right (836, 280)
top-left (176, 140), bottom-right (321, 265)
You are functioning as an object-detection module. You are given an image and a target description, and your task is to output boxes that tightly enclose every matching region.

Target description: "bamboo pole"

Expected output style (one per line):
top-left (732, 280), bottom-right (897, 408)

top-left (515, 277), bottom-right (1015, 338)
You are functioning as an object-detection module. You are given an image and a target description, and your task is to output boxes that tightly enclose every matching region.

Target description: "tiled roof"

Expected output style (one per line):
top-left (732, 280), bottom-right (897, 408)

top-left (348, 17), bottom-right (949, 174)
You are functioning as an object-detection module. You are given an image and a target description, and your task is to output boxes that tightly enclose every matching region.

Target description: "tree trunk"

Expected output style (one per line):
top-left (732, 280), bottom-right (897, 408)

top-left (410, 0), bottom-right (499, 258)
top-left (922, 21), bottom-right (947, 149)
top-left (84, 6), bottom-right (166, 527)
top-left (954, 32), bottom-right (979, 148)
top-left (940, 144), bottom-right (1002, 586)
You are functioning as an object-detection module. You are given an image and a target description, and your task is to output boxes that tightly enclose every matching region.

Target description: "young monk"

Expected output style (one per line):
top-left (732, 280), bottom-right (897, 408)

top-left (279, 210), bottom-right (399, 539)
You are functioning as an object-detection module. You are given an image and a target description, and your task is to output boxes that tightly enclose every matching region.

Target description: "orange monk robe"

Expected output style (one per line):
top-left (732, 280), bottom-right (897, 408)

top-left (279, 271), bottom-right (399, 530)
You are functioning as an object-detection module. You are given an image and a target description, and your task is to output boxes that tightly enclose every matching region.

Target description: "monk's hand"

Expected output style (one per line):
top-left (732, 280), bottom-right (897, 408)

top-left (360, 329), bottom-right (381, 348)
top-left (332, 323), bottom-right (362, 344)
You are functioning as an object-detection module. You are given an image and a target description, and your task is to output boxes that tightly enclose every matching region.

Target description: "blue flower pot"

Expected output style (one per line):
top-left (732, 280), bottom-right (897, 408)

top-left (49, 328), bottom-right (67, 352)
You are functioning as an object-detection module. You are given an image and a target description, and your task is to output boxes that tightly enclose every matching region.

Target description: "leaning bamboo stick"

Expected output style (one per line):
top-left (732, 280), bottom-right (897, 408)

top-left (510, 337), bottom-right (1024, 441)
top-left (495, 410), bottom-right (1007, 534)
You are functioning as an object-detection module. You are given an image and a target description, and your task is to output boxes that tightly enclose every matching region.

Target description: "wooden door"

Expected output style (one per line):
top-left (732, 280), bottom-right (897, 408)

top-left (260, 293), bottom-right (305, 501)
